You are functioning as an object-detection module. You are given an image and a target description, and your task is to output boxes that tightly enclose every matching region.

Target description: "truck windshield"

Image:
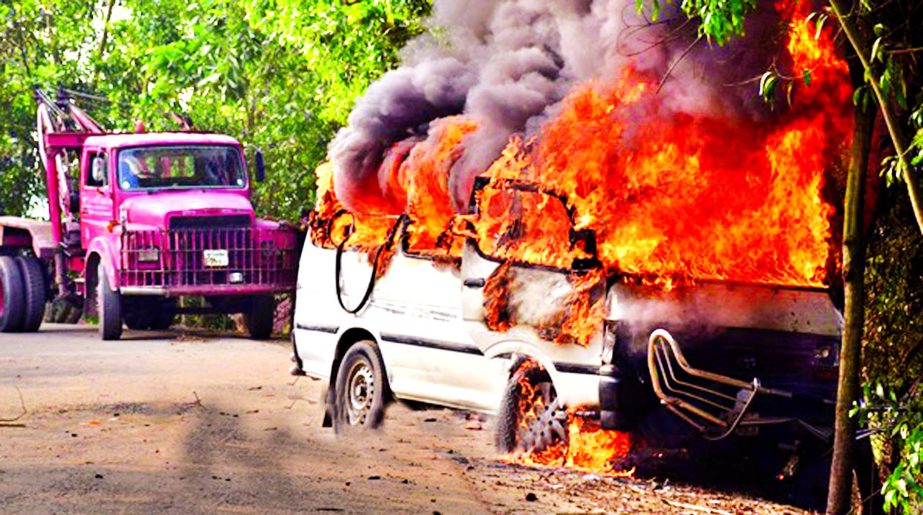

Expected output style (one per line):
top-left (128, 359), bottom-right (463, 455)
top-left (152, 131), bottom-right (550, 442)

top-left (118, 145), bottom-right (245, 191)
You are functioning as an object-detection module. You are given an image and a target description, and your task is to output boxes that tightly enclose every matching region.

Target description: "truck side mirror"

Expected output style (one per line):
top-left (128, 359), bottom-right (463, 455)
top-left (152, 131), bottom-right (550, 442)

top-left (254, 150), bottom-right (266, 183)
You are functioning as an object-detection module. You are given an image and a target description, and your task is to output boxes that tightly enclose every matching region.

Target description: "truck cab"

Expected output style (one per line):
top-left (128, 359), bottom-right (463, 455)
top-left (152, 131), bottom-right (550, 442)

top-left (77, 132), bottom-right (296, 339)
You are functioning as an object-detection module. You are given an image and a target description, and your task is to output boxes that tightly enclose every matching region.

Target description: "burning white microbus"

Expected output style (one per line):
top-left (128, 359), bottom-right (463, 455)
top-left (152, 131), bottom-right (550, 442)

top-left (290, 175), bottom-right (869, 507)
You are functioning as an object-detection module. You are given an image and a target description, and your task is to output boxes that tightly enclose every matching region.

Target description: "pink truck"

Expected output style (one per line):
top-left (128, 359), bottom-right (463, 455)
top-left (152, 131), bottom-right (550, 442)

top-left (0, 90), bottom-right (296, 340)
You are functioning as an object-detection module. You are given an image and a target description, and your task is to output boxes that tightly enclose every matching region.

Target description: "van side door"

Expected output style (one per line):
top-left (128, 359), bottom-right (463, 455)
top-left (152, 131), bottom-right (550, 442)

top-left (368, 221), bottom-right (507, 412)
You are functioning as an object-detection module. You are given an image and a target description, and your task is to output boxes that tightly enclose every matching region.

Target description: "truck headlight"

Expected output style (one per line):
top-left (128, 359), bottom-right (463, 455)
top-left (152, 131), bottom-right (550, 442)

top-left (601, 320), bottom-right (619, 364)
top-left (137, 248), bottom-right (160, 263)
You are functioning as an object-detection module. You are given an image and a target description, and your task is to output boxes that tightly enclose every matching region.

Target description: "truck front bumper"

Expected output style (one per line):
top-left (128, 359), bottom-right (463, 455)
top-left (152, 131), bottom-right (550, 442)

top-left (120, 284), bottom-right (294, 297)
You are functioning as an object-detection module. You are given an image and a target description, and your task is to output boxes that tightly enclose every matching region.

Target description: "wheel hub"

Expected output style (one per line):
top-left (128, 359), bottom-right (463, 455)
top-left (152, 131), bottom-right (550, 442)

top-left (519, 381), bottom-right (568, 453)
top-left (345, 360), bottom-right (375, 425)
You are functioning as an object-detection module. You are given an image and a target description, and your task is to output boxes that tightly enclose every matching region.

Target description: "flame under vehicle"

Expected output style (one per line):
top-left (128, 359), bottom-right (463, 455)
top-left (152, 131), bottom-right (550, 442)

top-left (0, 90), bottom-right (296, 340)
top-left (293, 172), bottom-right (862, 499)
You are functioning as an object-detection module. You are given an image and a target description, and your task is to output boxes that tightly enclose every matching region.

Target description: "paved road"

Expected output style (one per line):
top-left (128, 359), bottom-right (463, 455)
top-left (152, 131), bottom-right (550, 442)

top-left (0, 325), bottom-right (806, 514)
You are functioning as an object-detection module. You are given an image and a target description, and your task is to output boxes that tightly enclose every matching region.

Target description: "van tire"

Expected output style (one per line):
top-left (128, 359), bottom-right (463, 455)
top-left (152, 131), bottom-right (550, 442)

top-left (333, 340), bottom-right (389, 433)
top-left (496, 359), bottom-right (568, 455)
top-left (16, 256), bottom-right (47, 333)
top-left (0, 256), bottom-right (26, 332)
top-left (245, 295), bottom-right (274, 339)
top-left (98, 263), bottom-right (122, 341)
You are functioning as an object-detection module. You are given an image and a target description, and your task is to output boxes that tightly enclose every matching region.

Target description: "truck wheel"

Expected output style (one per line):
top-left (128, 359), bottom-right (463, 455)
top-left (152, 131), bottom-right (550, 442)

top-left (122, 299), bottom-right (152, 330)
top-left (244, 295), bottom-right (274, 339)
top-left (332, 340), bottom-right (389, 433)
top-left (148, 299), bottom-right (176, 330)
top-left (97, 263), bottom-right (122, 341)
top-left (16, 256), bottom-right (47, 332)
top-left (495, 359), bottom-right (569, 455)
top-left (0, 256), bottom-right (26, 332)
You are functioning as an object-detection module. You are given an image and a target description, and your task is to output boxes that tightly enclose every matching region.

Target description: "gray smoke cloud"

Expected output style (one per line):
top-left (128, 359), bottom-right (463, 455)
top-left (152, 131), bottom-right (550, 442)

top-left (329, 0), bottom-right (782, 212)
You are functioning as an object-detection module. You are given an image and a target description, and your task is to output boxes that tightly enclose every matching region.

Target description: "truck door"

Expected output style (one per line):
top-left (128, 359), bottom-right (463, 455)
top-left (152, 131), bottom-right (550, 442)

top-left (80, 149), bottom-right (114, 248)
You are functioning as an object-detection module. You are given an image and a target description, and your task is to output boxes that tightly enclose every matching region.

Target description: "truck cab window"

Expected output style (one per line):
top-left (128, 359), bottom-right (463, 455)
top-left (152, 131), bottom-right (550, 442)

top-left (86, 154), bottom-right (108, 188)
top-left (118, 145), bottom-right (244, 191)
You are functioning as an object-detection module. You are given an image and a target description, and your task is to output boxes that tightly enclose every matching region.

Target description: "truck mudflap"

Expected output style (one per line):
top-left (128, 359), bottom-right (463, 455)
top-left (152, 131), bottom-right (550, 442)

top-left (646, 329), bottom-right (833, 441)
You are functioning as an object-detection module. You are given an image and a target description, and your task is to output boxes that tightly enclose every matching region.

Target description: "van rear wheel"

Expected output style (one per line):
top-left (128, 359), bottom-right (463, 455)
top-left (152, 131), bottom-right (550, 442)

top-left (496, 359), bottom-right (569, 454)
top-left (333, 340), bottom-right (389, 433)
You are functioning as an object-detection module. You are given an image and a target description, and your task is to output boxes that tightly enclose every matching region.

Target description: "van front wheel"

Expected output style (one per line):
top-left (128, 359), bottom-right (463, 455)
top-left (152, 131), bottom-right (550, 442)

top-left (496, 359), bottom-right (569, 455)
top-left (333, 341), bottom-right (389, 433)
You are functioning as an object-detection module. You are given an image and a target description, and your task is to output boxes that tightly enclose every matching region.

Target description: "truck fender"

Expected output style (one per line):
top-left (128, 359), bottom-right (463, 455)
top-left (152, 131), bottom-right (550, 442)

top-left (84, 238), bottom-right (120, 291)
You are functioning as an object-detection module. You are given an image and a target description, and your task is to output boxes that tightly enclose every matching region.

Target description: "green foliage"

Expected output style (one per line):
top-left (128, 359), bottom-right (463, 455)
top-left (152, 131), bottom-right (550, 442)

top-left (855, 382), bottom-right (923, 513)
top-left (863, 199), bottom-right (923, 513)
top-left (883, 428), bottom-right (923, 512)
top-left (0, 0), bottom-right (432, 221)
top-left (637, 0), bottom-right (757, 45)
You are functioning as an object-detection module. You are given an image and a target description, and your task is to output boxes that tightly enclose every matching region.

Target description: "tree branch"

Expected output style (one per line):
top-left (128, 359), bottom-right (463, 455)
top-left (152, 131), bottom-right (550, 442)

top-left (91, 0), bottom-right (119, 89)
top-left (829, 0), bottom-right (923, 235)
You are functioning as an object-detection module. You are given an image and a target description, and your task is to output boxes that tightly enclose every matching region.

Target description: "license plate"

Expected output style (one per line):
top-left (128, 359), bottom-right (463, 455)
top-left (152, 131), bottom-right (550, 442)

top-left (203, 249), bottom-right (229, 268)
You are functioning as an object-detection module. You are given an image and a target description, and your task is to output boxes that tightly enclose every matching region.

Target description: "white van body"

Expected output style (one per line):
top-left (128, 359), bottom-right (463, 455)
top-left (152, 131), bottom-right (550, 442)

top-left (292, 232), bottom-right (611, 415)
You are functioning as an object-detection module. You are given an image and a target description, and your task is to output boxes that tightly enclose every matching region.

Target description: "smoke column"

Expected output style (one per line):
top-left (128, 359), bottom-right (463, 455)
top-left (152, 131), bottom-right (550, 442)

top-left (329, 0), bottom-right (785, 213)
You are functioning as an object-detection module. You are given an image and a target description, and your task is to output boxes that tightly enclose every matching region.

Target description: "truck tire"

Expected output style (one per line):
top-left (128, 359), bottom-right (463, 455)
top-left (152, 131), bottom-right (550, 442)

top-left (244, 295), bottom-right (274, 339)
top-left (97, 263), bottom-right (122, 341)
top-left (148, 299), bottom-right (176, 330)
top-left (332, 340), bottom-right (389, 433)
top-left (495, 359), bottom-right (569, 455)
top-left (0, 256), bottom-right (26, 332)
top-left (122, 300), bottom-right (151, 331)
top-left (16, 256), bottom-right (47, 332)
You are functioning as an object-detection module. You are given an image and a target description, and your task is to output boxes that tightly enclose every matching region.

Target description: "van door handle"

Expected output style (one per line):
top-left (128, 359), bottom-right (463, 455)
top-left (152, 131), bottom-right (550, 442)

top-left (463, 278), bottom-right (486, 288)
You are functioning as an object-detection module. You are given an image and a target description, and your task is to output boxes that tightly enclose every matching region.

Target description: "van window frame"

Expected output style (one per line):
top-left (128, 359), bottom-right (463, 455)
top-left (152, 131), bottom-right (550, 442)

top-left (398, 217), bottom-right (463, 263)
top-left (464, 178), bottom-right (599, 274)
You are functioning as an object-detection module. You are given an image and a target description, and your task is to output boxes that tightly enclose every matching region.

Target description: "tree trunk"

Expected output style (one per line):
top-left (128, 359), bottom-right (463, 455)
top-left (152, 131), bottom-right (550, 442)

top-left (827, 94), bottom-right (875, 515)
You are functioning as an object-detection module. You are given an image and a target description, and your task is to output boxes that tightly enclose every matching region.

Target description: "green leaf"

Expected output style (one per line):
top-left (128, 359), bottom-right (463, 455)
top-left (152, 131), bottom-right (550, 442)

top-left (814, 14), bottom-right (827, 41)
top-left (871, 37), bottom-right (882, 63)
top-left (853, 86), bottom-right (865, 107)
top-left (803, 69), bottom-right (811, 86)
top-left (873, 23), bottom-right (887, 37)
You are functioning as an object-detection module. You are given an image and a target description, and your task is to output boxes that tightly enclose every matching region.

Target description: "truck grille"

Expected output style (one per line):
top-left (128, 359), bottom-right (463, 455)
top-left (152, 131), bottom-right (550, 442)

top-left (120, 227), bottom-right (296, 292)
